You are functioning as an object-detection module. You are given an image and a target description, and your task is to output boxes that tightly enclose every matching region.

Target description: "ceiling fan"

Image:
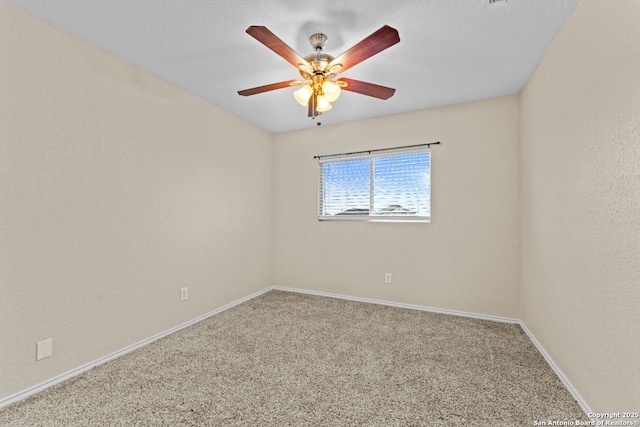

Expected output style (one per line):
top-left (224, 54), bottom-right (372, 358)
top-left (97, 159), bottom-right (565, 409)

top-left (237, 25), bottom-right (400, 119)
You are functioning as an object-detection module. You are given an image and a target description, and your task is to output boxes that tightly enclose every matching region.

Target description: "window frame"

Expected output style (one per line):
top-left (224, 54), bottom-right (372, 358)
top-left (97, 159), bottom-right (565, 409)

top-left (317, 146), bottom-right (431, 223)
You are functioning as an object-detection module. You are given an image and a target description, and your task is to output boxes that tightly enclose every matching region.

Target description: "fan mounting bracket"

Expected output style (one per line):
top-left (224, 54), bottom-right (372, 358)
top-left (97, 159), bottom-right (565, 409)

top-left (309, 33), bottom-right (328, 51)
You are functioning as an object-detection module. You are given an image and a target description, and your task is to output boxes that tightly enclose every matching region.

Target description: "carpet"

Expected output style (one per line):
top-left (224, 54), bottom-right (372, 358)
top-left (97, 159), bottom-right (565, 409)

top-left (0, 290), bottom-right (587, 426)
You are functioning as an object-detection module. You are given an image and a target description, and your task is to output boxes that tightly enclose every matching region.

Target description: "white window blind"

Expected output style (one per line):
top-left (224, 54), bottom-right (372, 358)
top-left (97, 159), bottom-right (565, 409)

top-left (318, 146), bottom-right (431, 221)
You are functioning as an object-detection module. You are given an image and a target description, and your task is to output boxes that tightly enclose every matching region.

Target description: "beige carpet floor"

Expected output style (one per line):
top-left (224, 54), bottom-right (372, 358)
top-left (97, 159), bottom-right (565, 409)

top-left (0, 290), bottom-right (587, 426)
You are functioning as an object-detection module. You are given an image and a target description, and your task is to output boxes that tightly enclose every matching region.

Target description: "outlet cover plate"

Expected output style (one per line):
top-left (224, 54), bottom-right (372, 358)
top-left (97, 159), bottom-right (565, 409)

top-left (36, 338), bottom-right (52, 360)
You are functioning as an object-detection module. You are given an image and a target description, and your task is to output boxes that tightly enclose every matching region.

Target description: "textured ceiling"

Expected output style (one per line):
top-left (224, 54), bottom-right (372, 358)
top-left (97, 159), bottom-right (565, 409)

top-left (7, 0), bottom-right (581, 134)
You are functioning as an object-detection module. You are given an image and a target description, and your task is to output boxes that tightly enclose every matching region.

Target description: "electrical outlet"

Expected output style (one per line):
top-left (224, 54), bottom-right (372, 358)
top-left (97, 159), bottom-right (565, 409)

top-left (36, 338), bottom-right (52, 361)
top-left (385, 273), bottom-right (393, 284)
top-left (180, 287), bottom-right (188, 301)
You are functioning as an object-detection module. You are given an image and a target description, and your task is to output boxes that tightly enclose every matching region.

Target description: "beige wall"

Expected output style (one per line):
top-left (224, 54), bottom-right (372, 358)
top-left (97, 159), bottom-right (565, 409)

top-left (520, 0), bottom-right (640, 410)
top-left (273, 96), bottom-right (521, 319)
top-left (0, 2), bottom-right (273, 400)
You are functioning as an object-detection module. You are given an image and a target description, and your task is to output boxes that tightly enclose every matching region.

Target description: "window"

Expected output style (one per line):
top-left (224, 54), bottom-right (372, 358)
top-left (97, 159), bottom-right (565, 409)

top-left (318, 146), bottom-right (431, 222)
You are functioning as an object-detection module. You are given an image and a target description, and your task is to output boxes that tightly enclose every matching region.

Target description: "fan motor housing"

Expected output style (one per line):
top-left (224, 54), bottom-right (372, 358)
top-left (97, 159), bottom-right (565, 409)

top-left (304, 52), bottom-right (335, 73)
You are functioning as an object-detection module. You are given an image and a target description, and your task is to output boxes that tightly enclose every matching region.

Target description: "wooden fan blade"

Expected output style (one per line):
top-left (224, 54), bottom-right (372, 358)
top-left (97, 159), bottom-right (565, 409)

top-left (338, 78), bottom-right (396, 100)
top-left (329, 25), bottom-right (400, 73)
top-left (238, 80), bottom-right (298, 96)
top-left (246, 26), bottom-right (309, 69)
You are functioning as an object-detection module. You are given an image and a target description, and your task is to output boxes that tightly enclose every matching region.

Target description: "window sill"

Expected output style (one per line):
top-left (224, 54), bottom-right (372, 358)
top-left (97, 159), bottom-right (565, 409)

top-left (318, 215), bottom-right (431, 223)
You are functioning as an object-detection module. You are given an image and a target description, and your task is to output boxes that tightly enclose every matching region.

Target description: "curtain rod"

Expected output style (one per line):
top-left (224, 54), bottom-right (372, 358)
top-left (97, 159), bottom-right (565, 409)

top-left (313, 142), bottom-right (441, 159)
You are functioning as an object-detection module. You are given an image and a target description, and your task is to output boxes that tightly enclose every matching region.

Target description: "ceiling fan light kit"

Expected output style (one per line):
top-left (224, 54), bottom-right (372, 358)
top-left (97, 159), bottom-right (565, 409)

top-left (238, 25), bottom-right (400, 121)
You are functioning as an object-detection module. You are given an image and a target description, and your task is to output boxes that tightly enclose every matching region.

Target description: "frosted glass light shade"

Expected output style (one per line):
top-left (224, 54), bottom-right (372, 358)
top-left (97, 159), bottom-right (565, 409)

top-left (294, 85), bottom-right (313, 106)
top-left (322, 80), bottom-right (341, 102)
top-left (316, 95), bottom-right (332, 112)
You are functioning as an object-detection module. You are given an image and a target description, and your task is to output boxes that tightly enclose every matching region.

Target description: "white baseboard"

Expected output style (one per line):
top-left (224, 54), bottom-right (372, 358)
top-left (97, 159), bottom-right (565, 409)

top-left (0, 287), bottom-right (273, 409)
top-left (2, 285), bottom-right (593, 419)
top-left (272, 286), bottom-right (520, 324)
top-left (519, 322), bottom-right (593, 418)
